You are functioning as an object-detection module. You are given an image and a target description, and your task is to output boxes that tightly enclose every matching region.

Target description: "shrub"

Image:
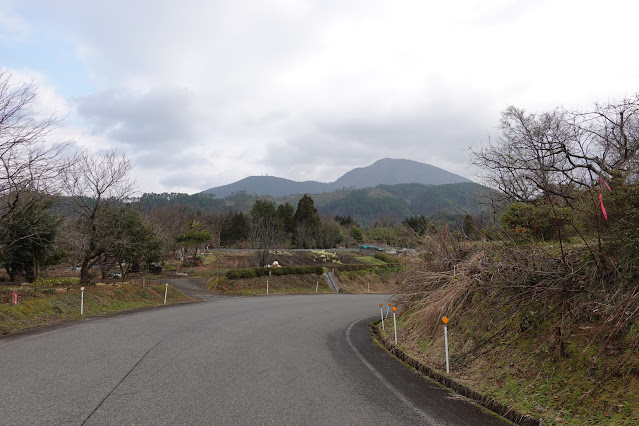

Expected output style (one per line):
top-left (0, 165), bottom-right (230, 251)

top-left (374, 252), bottom-right (399, 264)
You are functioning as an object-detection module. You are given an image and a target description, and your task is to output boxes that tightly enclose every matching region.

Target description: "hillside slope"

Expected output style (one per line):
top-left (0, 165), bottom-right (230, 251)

top-left (138, 182), bottom-right (492, 227)
top-left (202, 176), bottom-right (332, 198)
top-left (276, 182), bottom-right (490, 226)
top-left (202, 158), bottom-right (471, 197)
top-left (333, 158), bottom-right (470, 188)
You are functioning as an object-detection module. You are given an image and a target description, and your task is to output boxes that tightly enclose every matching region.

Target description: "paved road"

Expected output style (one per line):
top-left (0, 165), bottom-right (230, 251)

top-left (0, 295), bottom-right (509, 425)
top-left (165, 276), bottom-right (219, 300)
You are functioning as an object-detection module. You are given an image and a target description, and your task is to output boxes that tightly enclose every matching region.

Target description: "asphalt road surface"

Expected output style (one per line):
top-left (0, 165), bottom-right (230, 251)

top-left (0, 294), bottom-right (510, 425)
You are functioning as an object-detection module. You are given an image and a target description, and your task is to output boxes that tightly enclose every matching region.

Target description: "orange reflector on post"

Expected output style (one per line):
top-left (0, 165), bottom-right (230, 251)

top-left (442, 316), bottom-right (449, 324)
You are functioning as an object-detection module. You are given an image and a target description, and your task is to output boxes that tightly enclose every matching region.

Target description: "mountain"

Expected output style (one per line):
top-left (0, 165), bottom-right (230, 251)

top-left (281, 182), bottom-right (490, 227)
top-left (201, 176), bottom-right (332, 198)
top-left (136, 181), bottom-right (495, 227)
top-left (332, 158), bottom-right (470, 189)
top-left (202, 158), bottom-right (471, 197)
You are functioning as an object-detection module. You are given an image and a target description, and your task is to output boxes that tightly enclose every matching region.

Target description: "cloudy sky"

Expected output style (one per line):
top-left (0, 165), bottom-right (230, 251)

top-left (2, 0), bottom-right (638, 194)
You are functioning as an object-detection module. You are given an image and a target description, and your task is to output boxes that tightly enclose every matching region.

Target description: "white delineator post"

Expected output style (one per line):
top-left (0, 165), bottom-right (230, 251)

top-left (368, 283), bottom-right (370, 293)
top-left (443, 316), bottom-right (450, 373)
top-left (164, 283), bottom-right (168, 304)
top-left (386, 302), bottom-right (391, 319)
top-left (316, 281), bottom-right (319, 293)
top-left (80, 287), bottom-right (85, 315)
top-left (379, 303), bottom-right (385, 330)
top-left (267, 280), bottom-right (269, 295)
top-left (392, 307), bottom-right (398, 345)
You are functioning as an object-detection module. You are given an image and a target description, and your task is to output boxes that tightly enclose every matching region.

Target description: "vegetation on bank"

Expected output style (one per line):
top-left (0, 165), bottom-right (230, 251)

top-left (385, 239), bottom-right (639, 424)
top-left (210, 250), bottom-right (402, 295)
top-left (225, 265), bottom-right (323, 279)
top-left (209, 274), bottom-right (334, 296)
top-left (0, 282), bottom-right (191, 335)
top-left (385, 94), bottom-right (639, 424)
top-left (210, 267), bottom-right (400, 295)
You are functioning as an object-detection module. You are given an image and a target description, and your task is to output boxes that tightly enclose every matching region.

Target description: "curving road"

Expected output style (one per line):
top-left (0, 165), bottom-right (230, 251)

top-left (0, 294), bottom-right (509, 425)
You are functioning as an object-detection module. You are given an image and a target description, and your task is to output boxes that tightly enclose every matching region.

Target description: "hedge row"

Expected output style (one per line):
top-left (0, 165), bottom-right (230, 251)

top-left (226, 266), bottom-right (323, 279)
top-left (373, 252), bottom-right (400, 264)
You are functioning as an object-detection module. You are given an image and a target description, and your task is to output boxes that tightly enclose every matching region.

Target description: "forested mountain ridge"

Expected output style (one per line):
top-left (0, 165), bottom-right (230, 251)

top-left (136, 181), bottom-right (491, 227)
top-left (201, 158), bottom-right (471, 198)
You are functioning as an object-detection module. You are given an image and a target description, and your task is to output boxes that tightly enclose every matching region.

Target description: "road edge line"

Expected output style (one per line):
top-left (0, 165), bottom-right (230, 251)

top-left (346, 317), bottom-right (438, 424)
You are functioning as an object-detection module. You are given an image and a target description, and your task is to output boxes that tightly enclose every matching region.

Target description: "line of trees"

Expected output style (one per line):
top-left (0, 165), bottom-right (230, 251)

top-left (0, 69), bottom-right (493, 281)
top-left (0, 71), bottom-right (164, 284)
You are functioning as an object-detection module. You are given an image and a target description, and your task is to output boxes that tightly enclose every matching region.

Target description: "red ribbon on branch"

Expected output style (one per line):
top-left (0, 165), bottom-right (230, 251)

top-left (599, 177), bottom-right (612, 220)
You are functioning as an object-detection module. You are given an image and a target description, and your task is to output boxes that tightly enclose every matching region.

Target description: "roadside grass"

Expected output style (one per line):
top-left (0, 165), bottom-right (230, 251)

top-left (355, 256), bottom-right (387, 266)
top-left (209, 267), bottom-right (402, 295)
top-left (209, 274), bottom-right (333, 295)
top-left (0, 284), bottom-right (191, 336)
top-left (380, 295), bottom-right (639, 425)
top-left (335, 268), bottom-right (404, 294)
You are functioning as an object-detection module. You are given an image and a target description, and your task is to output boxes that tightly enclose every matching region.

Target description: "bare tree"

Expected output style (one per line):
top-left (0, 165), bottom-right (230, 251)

top-left (251, 214), bottom-right (283, 267)
top-left (145, 204), bottom-right (194, 257)
top-left (0, 70), bottom-right (68, 262)
top-left (472, 96), bottom-right (639, 268)
top-left (61, 150), bottom-right (134, 283)
top-left (565, 95), bottom-right (639, 182)
top-left (473, 96), bottom-right (639, 203)
top-left (200, 212), bottom-right (225, 249)
top-left (472, 106), bottom-right (577, 203)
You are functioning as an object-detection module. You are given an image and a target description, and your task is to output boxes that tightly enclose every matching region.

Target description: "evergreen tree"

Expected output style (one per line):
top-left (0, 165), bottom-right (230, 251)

top-left (276, 202), bottom-right (295, 235)
top-left (175, 221), bottom-right (212, 264)
top-left (2, 197), bottom-right (62, 282)
top-left (98, 205), bottom-right (163, 277)
top-left (293, 195), bottom-right (320, 248)
top-left (220, 212), bottom-right (250, 246)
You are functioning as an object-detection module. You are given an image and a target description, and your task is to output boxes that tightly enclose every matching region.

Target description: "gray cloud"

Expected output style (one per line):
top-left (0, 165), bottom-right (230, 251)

top-left (75, 87), bottom-right (196, 147)
top-left (10, 0), bottom-right (639, 193)
top-left (260, 101), bottom-right (489, 183)
top-left (159, 171), bottom-right (220, 193)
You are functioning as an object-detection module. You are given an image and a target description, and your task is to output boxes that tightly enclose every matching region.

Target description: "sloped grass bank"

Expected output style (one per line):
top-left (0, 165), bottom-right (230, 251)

top-left (372, 322), bottom-right (540, 426)
top-left (385, 246), bottom-right (639, 425)
top-left (210, 274), bottom-right (333, 295)
top-left (382, 292), bottom-right (639, 424)
top-left (335, 266), bottom-right (405, 294)
top-left (210, 267), bottom-right (404, 295)
top-left (0, 284), bottom-right (191, 335)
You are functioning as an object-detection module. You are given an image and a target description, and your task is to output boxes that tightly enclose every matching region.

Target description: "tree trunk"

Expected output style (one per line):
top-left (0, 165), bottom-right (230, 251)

top-left (80, 258), bottom-right (93, 284)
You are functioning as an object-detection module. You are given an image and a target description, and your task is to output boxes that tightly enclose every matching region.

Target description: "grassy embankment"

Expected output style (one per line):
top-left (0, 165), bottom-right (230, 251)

top-left (334, 255), bottom-right (405, 293)
top-left (207, 250), bottom-right (404, 295)
top-left (379, 242), bottom-right (639, 425)
top-left (210, 273), bottom-right (334, 296)
top-left (0, 278), bottom-right (191, 336)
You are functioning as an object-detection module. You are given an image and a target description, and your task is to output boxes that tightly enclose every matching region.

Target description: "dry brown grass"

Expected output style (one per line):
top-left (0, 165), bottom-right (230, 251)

top-left (335, 269), bottom-right (405, 294)
top-left (401, 251), bottom-right (486, 338)
top-left (388, 230), bottom-right (639, 424)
